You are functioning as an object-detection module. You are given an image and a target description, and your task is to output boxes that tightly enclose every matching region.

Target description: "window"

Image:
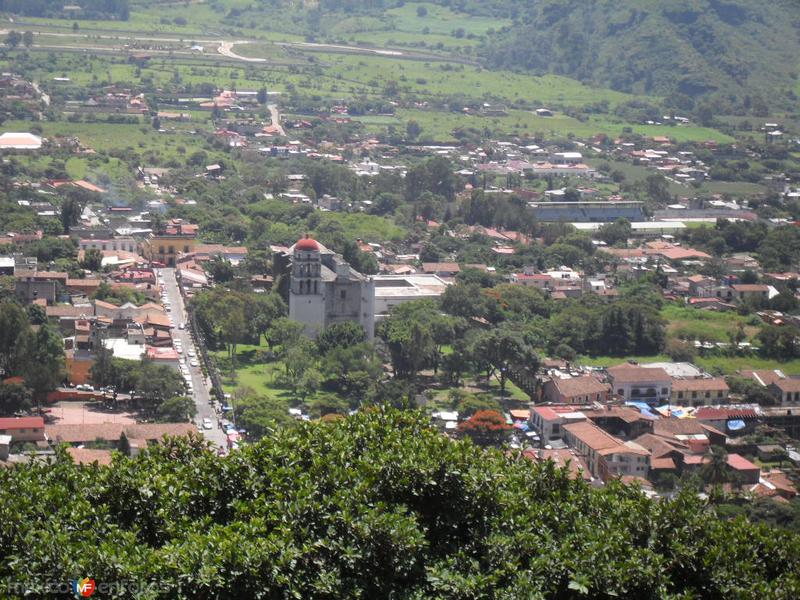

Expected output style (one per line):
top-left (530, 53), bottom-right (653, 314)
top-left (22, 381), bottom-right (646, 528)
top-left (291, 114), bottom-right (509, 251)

top-left (705, 391), bottom-right (710, 398)
top-left (158, 246), bottom-right (165, 254)
top-left (692, 391), bottom-right (698, 399)
top-left (661, 387), bottom-right (668, 394)
top-left (340, 290), bottom-right (347, 300)
top-left (678, 392), bottom-right (684, 399)
top-left (184, 245), bottom-right (189, 253)
top-left (168, 246), bottom-right (175, 254)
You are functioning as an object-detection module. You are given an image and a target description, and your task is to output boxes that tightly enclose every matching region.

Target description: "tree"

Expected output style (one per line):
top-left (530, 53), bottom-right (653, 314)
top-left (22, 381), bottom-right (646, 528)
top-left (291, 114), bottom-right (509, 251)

top-left (406, 120), bottom-right (422, 140)
top-left (1, 409), bottom-right (799, 596)
top-left (22, 31), bottom-right (33, 48)
top-left (267, 317), bottom-right (304, 352)
top-left (0, 382), bottom-right (32, 416)
top-left (81, 248), bottom-right (103, 272)
top-left (702, 445), bottom-right (730, 485)
top-left (417, 5), bottom-right (427, 17)
top-left (5, 31), bottom-right (21, 48)
top-left (20, 325), bottom-right (65, 409)
top-left (233, 387), bottom-right (295, 439)
top-left (470, 326), bottom-right (538, 394)
top-left (118, 431), bottom-right (131, 456)
top-left (457, 409), bottom-right (511, 446)
top-left (598, 218), bottom-right (632, 246)
top-left (156, 396), bottom-right (196, 422)
top-left (59, 194), bottom-right (83, 234)
top-left (0, 301), bottom-right (29, 378)
top-left (317, 322), bottom-right (366, 355)
top-left (257, 87), bottom-right (268, 104)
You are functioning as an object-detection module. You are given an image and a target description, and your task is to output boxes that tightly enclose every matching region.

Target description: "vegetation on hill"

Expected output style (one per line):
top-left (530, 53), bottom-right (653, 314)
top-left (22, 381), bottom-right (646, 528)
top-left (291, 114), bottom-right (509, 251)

top-left (0, 0), bottom-right (129, 20)
top-left (1, 409), bottom-right (799, 597)
top-left (480, 0), bottom-right (800, 111)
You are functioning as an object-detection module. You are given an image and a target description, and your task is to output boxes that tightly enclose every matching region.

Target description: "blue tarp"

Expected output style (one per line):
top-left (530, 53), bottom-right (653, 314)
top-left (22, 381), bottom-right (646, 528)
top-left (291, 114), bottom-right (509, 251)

top-left (626, 401), bottom-right (659, 419)
top-left (727, 419), bottom-right (746, 431)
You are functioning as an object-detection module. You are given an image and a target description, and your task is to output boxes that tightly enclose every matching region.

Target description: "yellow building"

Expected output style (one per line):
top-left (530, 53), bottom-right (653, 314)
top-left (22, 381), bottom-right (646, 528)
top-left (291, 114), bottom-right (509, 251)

top-left (141, 221), bottom-right (199, 266)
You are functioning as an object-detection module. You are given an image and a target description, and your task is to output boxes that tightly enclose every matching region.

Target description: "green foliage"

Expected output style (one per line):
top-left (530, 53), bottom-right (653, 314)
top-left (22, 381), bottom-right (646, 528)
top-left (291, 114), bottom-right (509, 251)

top-left (156, 395), bottom-right (196, 423)
top-left (481, 0), bottom-right (800, 109)
top-left (1, 409), bottom-right (798, 597)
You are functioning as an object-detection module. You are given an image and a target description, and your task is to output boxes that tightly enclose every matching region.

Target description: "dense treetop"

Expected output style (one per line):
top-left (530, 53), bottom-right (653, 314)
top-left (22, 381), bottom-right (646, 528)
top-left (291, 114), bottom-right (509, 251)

top-left (1, 409), bottom-right (798, 598)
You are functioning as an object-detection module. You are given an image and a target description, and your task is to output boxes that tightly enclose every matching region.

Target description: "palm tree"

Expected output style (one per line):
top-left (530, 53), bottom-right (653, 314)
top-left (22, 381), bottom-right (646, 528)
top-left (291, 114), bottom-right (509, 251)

top-left (702, 445), bottom-right (729, 485)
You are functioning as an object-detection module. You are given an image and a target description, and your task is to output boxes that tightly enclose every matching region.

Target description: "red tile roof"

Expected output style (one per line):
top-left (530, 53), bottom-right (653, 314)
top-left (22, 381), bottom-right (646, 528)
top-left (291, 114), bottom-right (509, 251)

top-left (727, 453), bottom-right (759, 472)
top-left (0, 416), bottom-right (44, 429)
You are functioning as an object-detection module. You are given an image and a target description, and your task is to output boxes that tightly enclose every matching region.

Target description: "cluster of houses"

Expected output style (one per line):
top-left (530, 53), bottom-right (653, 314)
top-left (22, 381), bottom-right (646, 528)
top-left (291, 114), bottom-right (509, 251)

top-left (517, 360), bottom-right (800, 498)
top-left (0, 415), bottom-right (196, 465)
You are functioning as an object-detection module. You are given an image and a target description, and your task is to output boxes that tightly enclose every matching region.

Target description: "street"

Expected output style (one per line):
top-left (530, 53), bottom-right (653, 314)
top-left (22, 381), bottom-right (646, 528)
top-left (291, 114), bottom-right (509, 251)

top-left (160, 268), bottom-right (228, 450)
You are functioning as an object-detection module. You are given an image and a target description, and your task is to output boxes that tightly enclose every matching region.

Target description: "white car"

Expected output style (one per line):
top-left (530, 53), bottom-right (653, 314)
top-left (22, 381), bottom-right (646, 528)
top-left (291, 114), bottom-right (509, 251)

top-left (187, 350), bottom-right (196, 358)
top-left (176, 347), bottom-right (183, 354)
top-left (202, 418), bottom-right (213, 430)
top-left (189, 360), bottom-right (199, 368)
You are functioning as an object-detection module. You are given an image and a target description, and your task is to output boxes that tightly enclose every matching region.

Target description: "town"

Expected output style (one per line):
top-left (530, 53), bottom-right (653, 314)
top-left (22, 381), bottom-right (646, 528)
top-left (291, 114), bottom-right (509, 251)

top-left (1, 0), bottom-right (800, 595)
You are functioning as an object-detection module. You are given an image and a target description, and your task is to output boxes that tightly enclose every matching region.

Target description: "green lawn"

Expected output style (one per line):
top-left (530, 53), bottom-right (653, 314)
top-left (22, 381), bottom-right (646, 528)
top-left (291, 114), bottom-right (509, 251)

top-left (661, 304), bottom-right (760, 344)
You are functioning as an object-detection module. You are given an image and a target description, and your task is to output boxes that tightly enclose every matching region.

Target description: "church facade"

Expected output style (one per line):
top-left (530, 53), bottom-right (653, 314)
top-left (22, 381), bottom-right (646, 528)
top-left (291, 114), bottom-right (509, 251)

top-left (287, 237), bottom-right (375, 339)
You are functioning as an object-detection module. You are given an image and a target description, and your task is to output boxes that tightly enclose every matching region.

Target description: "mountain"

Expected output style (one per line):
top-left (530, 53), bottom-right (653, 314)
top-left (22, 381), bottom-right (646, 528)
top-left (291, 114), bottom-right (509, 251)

top-left (479, 0), bottom-right (800, 110)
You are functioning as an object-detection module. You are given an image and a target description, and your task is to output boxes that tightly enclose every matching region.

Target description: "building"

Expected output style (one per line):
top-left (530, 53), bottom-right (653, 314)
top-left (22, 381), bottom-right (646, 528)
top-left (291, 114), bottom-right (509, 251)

top-left (768, 378), bottom-right (800, 405)
top-left (726, 453), bottom-right (761, 485)
top-left (287, 237), bottom-right (375, 339)
top-left (541, 375), bottom-right (611, 405)
top-left (0, 132), bottom-right (42, 150)
top-left (563, 420), bottom-right (650, 481)
top-left (528, 200), bottom-right (644, 223)
top-left (670, 378), bottom-right (729, 406)
top-left (732, 284), bottom-right (770, 302)
top-left (608, 364), bottom-right (672, 404)
top-left (140, 220), bottom-right (198, 266)
top-left (0, 416), bottom-right (45, 443)
top-left (529, 405), bottom-right (587, 444)
top-left (373, 274), bottom-right (449, 317)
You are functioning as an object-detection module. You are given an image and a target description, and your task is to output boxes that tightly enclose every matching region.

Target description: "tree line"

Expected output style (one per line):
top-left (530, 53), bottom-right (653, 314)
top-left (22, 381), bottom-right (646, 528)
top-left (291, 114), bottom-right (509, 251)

top-left (0, 409), bottom-right (797, 597)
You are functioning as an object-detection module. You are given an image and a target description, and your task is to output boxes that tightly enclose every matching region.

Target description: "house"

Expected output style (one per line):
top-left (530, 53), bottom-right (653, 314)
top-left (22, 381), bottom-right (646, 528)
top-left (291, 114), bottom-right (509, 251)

top-left (511, 273), bottom-right (552, 290)
top-left (373, 274), bottom-right (449, 318)
top-left (140, 220), bottom-right (198, 266)
top-left (521, 447), bottom-right (591, 480)
top-left (608, 364), bottom-right (672, 403)
top-left (421, 263), bottom-right (461, 278)
top-left (768, 378), bottom-right (800, 405)
top-left (670, 378), bottom-right (729, 406)
top-left (563, 420), bottom-right (650, 481)
top-left (0, 416), bottom-right (45, 442)
top-left (726, 453), bottom-right (761, 485)
top-left (529, 406), bottom-right (587, 444)
top-left (541, 375), bottom-right (611, 405)
top-left (732, 284), bottom-right (770, 302)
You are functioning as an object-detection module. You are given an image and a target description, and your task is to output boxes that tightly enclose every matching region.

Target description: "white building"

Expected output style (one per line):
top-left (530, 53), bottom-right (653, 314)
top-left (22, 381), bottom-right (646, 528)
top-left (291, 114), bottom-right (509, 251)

top-left (373, 274), bottom-right (449, 318)
top-left (288, 237), bottom-right (375, 340)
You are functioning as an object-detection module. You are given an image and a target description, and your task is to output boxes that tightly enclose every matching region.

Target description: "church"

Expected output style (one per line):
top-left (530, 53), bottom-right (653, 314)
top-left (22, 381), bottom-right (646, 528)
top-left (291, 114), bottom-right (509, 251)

top-left (284, 236), bottom-right (375, 339)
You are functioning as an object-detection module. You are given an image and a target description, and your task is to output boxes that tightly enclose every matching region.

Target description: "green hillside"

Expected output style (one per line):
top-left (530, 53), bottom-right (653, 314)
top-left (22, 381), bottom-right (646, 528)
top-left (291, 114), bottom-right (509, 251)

top-left (480, 0), bottom-right (800, 110)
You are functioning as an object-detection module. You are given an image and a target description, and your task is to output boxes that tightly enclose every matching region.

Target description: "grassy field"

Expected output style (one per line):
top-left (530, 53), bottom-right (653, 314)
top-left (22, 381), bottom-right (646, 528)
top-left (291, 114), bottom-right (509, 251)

top-left (356, 108), bottom-right (734, 143)
top-left (661, 304), bottom-right (760, 343)
top-left (386, 2), bottom-right (510, 36)
top-left (579, 353), bottom-right (800, 376)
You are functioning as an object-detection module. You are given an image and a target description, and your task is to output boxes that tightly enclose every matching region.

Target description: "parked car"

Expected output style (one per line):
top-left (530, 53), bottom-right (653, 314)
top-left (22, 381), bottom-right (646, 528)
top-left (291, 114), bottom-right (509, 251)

top-left (202, 418), bottom-right (213, 430)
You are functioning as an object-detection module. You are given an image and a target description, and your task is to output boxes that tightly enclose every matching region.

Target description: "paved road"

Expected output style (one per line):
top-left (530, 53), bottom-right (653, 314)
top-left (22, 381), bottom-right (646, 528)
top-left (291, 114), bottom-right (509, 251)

top-left (217, 40), bottom-right (266, 62)
top-left (160, 268), bottom-right (228, 450)
top-left (267, 103), bottom-right (285, 136)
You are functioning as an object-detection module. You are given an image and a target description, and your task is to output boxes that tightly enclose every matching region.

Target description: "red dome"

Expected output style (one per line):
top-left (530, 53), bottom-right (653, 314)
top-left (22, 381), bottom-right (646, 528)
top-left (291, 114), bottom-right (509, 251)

top-left (295, 237), bottom-right (319, 251)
